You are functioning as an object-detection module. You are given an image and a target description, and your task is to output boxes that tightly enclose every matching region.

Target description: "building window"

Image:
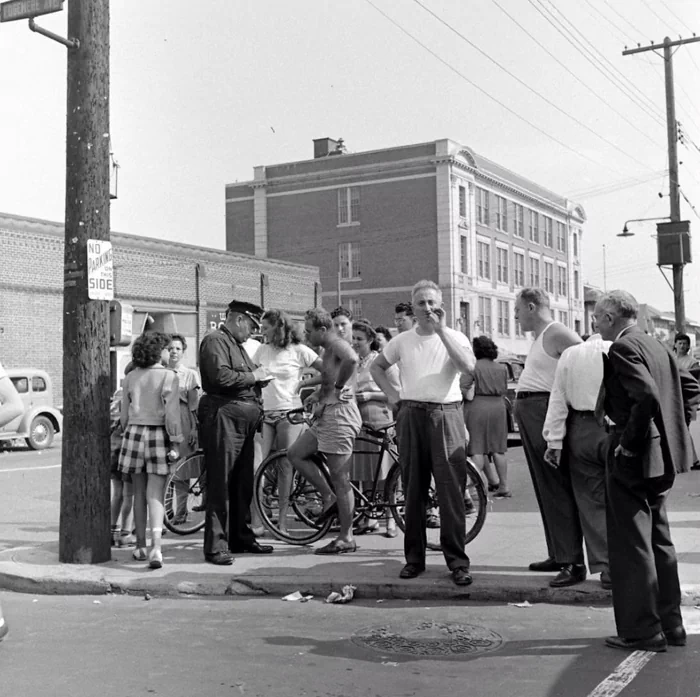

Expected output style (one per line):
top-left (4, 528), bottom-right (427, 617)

top-left (529, 257), bottom-right (540, 287)
top-left (574, 269), bottom-right (580, 299)
top-left (476, 187), bottom-right (489, 225)
top-left (529, 210), bottom-right (539, 243)
top-left (459, 185), bottom-right (467, 219)
top-left (478, 296), bottom-right (492, 334)
top-left (556, 222), bottom-right (567, 252)
top-left (513, 204), bottom-right (524, 238)
top-left (544, 261), bottom-right (554, 293)
top-left (559, 310), bottom-right (569, 327)
top-left (557, 266), bottom-right (567, 296)
top-left (543, 216), bottom-right (553, 248)
top-left (339, 242), bottom-right (361, 279)
top-left (495, 195), bottom-right (508, 232)
top-left (338, 186), bottom-right (360, 225)
top-left (573, 231), bottom-right (579, 257)
top-left (347, 298), bottom-right (363, 318)
top-left (460, 235), bottom-right (468, 274)
top-left (497, 300), bottom-right (510, 336)
top-left (497, 247), bottom-right (509, 284)
top-left (513, 251), bottom-right (525, 286)
top-left (477, 241), bottom-right (491, 280)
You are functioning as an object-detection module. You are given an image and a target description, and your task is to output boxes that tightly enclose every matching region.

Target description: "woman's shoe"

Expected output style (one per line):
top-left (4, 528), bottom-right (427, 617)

top-left (384, 527), bottom-right (398, 538)
top-left (148, 548), bottom-right (163, 570)
top-left (132, 547), bottom-right (147, 562)
top-left (116, 532), bottom-right (136, 548)
top-left (493, 490), bottom-right (512, 499)
top-left (354, 519), bottom-right (380, 535)
top-left (487, 483), bottom-right (500, 492)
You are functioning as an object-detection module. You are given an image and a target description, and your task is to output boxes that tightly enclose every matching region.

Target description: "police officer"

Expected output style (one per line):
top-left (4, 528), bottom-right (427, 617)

top-left (198, 300), bottom-right (274, 565)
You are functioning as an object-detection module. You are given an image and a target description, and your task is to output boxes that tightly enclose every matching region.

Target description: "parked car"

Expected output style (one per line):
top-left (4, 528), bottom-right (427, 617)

top-left (496, 355), bottom-right (525, 435)
top-left (0, 369), bottom-right (63, 450)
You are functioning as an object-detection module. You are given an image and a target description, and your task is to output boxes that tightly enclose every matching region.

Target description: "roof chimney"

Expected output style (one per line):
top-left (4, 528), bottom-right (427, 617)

top-left (313, 137), bottom-right (346, 158)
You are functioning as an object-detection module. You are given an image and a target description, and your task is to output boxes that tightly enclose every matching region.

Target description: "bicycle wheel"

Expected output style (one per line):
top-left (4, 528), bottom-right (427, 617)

top-left (386, 456), bottom-right (488, 550)
top-left (163, 452), bottom-right (206, 535)
top-left (254, 450), bottom-right (333, 545)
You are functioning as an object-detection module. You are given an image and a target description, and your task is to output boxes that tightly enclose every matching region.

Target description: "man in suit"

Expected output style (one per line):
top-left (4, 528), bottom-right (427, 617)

top-left (594, 290), bottom-right (700, 652)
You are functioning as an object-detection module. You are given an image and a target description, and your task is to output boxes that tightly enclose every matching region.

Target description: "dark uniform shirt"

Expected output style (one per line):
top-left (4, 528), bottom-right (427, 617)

top-left (199, 327), bottom-right (260, 401)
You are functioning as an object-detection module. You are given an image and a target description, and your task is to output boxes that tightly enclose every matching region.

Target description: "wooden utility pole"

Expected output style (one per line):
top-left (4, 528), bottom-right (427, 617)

top-left (59, 0), bottom-right (112, 563)
top-left (623, 35), bottom-right (700, 333)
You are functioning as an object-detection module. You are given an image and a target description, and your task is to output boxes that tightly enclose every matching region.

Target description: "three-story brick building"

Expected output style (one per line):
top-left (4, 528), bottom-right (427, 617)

top-left (225, 138), bottom-right (585, 354)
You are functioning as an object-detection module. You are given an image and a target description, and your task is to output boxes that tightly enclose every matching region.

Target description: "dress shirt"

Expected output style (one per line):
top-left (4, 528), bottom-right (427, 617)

top-left (543, 334), bottom-right (612, 449)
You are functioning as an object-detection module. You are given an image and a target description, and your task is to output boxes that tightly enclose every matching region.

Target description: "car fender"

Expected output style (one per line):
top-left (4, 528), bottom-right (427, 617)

top-left (18, 407), bottom-right (63, 435)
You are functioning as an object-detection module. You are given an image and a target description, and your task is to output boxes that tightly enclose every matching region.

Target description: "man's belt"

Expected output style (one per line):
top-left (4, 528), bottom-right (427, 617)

top-left (516, 391), bottom-right (550, 399)
top-left (400, 400), bottom-right (462, 410)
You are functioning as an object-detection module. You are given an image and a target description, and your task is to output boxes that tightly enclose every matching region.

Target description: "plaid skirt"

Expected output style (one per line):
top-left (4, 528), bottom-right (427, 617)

top-left (118, 424), bottom-right (170, 476)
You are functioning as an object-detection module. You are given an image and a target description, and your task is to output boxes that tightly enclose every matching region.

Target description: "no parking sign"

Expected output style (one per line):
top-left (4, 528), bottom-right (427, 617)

top-left (87, 239), bottom-right (114, 301)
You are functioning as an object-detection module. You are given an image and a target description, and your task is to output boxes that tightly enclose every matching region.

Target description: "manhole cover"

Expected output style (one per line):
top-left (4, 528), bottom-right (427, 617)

top-left (351, 620), bottom-right (504, 657)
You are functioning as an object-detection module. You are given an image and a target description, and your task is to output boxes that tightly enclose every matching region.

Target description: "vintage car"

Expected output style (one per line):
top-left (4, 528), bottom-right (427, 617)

top-left (0, 368), bottom-right (63, 450)
top-left (496, 354), bottom-right (525, 435)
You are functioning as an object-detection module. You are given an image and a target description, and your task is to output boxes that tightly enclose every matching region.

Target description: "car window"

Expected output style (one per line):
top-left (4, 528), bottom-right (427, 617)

top-left (11, 377), bottom-right (29, 394)
top-left (511, 363), bottom-right (524, 382)
top-left (32, 377), bottom-right (47, 392)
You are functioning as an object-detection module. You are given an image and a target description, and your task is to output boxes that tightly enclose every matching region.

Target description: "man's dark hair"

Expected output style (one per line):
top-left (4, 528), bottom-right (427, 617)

top-left (675, 333), bottom-right (691, 344)
top-left (395, 301), bottom-right (413, 316)
top-left (131, 332), bottom-right (171, 369)
top-left (472, 335), bottom-right (499, 361)
top-left (169, 333), bottom-right (187, 351)
top-left (330, 306), bottom-right (352, 320)
top-left (305, 308), bottom-right (333, 331)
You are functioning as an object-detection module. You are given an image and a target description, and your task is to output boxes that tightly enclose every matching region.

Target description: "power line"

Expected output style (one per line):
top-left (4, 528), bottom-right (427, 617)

top-left (680, 189), bottom-right (700, 220)
top-left (656, 0), bottom-right (693, 34)
top-left (599, 0), bottom-right (648, 39)
top-left (362, 0), bottom-right (633, 177)
top-left (410, 0), bottom-right (659, 171)
top-left (487, 0), bottom-right (661, 149)
top-left (638, 0), bottom-right (676, 34)
top-left (567, 171), bottom-right (668, 199)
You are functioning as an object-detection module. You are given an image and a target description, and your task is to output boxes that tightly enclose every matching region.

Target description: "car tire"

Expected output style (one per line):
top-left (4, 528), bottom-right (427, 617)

top-left (27, 415), bottom-right (55, 450)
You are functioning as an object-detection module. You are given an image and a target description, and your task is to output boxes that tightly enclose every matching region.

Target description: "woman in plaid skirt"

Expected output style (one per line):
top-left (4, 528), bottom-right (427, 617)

top-left (118, 332), bottom-right (183, 569)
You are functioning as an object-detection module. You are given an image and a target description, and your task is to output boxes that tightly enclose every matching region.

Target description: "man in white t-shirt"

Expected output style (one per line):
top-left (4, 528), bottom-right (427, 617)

top-left (371, 280), bottom-right (476, 585)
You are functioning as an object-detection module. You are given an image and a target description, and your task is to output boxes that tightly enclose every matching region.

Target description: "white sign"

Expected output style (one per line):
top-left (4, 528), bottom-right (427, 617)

top-left (87, 239), bottom-right (114, 301)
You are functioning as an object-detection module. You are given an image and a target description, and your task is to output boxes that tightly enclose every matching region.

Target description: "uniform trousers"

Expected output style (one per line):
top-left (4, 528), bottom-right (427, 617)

top-left (198, 395), bottom-right (262, 556)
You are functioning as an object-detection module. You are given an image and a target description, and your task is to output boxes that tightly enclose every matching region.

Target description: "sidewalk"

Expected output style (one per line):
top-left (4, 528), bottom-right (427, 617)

top-left (2, 507), bottom-right (700, 605)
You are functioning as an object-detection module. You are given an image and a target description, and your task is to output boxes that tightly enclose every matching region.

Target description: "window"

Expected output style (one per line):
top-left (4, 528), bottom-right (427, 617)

top-left (477, 241), bottom-right (491, 279)
top-left (529, 257), bottom-right (540, 288)
top-left (337, 186), bottom-right (360, 225)
top-left (556, 222), bottom-right (567, 253)
top-left (574, 270), bottom-right (580, 299)
top-left (573, 231), bottom-right (579, 257)
top-left (338, 242), bottom-right (361, 279)
top-left (557, 266), bottom-right (567, 296)
top-left (559, 310), bottom-right (569, 327)
top-left (497, 300), bottom-right (510, 336)
top-left (513, 251), bottom-right (525, 286)
top-left (515, 319), bottom-right (525, 337)
top-left (478, 296), bottom-right (492, 334)
top-left (497, 247), bottom-right (509, 283)
top-left (514, 203), bottom-right (524, 237)
top-left (529, 210), bottom-right (539, 243)
top-left (460, 235), bottom-right (468, 274)
top-left (347, 298), bottom-right (363, 318)
top-left (11, 377), bottom-right (28, 394)
top-left (543, 216), bottom-right (553, 247)
top-left (459, 185), bottom-right (467, 218)
top-left (32, 376), bottom-right (47, 392)
top-left (495, 195), bottom-right (508, 232)
top-left (476, 187), bottom-right (489, 225)
top-left (544, 261), bottom-right (554, 293)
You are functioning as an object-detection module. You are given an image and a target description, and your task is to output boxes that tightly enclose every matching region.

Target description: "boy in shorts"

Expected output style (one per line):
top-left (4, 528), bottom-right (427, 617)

top-left (288, 308), bottom-right (361, 554)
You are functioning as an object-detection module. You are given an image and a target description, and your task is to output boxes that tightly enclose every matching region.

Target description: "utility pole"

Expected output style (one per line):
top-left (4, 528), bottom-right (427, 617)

top-left (59, 0), bottom-right (112, 563)
top-left (623, 35), bottom-right (700, 333)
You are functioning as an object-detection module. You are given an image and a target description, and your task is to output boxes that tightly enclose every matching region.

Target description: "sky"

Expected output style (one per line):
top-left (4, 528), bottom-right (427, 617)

top-left (1, 0), bottom-right (700, 319)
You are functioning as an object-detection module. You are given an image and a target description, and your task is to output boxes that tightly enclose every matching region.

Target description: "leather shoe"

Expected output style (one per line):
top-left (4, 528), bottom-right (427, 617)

top-left (230, 542), bottom-right (273, 554)
top-left (549, 563), bottom-right (587, 587)
top-left (399, 563), bottom-right (425, 579)
top-left (529, 557), bottom-right (562, 572)
top-left (452, 567), bottom-right (473, 586)
top-left (605, 633), bottom-right (667, 652)
top-left (600, 570), bottom-right (613, 590)
top-left (205, 551), bottom-right (234, 566)
top-left (664, 626), bottom-right (687, 647)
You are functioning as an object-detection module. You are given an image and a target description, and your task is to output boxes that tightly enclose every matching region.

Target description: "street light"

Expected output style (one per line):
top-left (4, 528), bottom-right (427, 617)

top-left (618, 216), bottom-right (671, 237)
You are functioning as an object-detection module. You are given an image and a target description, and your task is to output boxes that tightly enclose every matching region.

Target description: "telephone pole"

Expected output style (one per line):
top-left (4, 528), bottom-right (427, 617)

top-left (59, 0), bottom-right (112, 563)
top-left (623, 35), bottom-right (699, 333)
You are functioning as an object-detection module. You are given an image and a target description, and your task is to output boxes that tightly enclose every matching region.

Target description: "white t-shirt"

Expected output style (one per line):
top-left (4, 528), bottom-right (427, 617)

top-left (242, 338), bottom-right (262, 360)
top-left (382, 327), bottom-right (473, 403)
top-left (254, 343), bottom-right (318, 411)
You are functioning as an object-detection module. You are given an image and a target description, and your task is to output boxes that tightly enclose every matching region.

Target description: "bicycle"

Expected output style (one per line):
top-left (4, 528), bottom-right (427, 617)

top-left (163, 450), bottom-right (207, 535)
top-left (253, 408), bottom-right (488, 548)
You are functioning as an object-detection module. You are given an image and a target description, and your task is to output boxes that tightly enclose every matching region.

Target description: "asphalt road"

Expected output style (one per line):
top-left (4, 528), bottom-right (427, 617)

top-left (1, 594), bottom-right (699, 697)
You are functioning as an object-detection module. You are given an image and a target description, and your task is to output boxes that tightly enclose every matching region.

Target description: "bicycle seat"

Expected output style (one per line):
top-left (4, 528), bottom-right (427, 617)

top-left (361, 422), bottom-right (396, 439)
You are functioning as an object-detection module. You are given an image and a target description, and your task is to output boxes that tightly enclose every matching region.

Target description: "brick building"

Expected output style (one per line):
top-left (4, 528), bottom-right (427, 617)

top-left (0, 212), bottom-right (320, 398)
top-left (225, 138), bottom-right (585, 354)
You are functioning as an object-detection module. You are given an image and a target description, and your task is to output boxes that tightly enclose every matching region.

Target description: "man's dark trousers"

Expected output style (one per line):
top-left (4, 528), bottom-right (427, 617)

top-left (396, 401), bottom-right (469, 570)
top-left (514, 394), bottom-right (584, 565)
top-left (199, 395), bottom-right (262, 556)
top-left (606, 442), bottom-right (682, 639)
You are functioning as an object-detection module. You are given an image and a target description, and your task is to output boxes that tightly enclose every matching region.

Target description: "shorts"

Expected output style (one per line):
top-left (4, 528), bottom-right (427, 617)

top-left (263, 410), bottom-right (289, 427)
top-left (310, 402), bottom-right (362, 456)
top-left (118, 425), bottom-right (170, 476)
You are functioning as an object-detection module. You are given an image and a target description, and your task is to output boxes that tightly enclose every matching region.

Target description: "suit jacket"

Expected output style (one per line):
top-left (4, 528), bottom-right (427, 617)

top-left (602, 325), bottom-right (700, 478)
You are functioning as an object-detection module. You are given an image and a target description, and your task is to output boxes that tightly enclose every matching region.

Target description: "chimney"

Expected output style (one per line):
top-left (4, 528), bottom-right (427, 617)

top-left (313, 137), bottom-right (346, 158)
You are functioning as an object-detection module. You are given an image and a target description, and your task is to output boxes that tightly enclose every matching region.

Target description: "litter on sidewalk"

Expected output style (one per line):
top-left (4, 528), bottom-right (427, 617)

top-left (282, 591), bottom-right (313, 602)
top-left (325, 585), bottom-right (357, 604)
top-left (508, 600), bottom-right (534, 608)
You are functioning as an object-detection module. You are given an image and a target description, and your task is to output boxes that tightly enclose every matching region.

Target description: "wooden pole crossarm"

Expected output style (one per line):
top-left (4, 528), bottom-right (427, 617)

top-left (622, 35), bottom-right (700, 55)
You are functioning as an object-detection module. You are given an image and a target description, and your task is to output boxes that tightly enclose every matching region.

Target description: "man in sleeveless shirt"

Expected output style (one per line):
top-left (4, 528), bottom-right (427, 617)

top-left (513, 288), bottom-right (585, 586)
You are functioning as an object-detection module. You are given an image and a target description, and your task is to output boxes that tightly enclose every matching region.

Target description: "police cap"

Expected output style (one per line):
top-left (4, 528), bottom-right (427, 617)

top-left (227, 300), bottom-right (263, 327)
